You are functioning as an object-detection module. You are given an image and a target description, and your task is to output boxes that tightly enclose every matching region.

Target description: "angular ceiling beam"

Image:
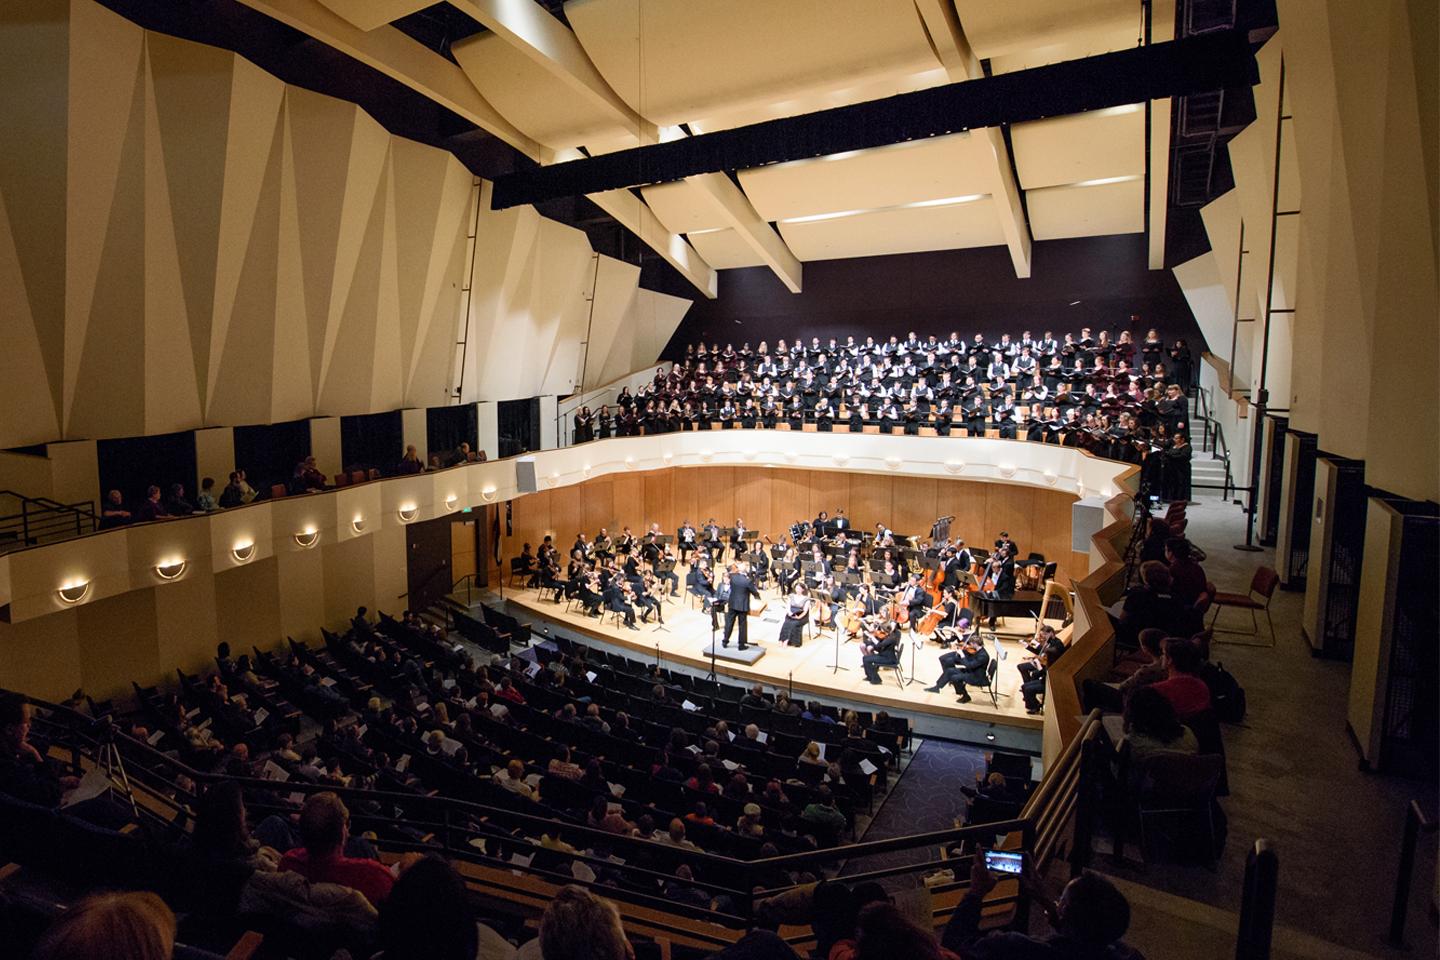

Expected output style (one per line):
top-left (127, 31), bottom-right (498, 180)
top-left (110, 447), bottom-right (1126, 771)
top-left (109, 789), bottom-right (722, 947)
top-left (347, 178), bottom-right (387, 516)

top-left (1148, 0), bottom-right (1176, 269)
top-left (233, 0), bottom-right (540, 159)
top-left (913, 0), bottom-right (1031, 278)
top-left (449, 0), bottom-right (657, 142)
top-left (689, 173), bottom-right (802, 293)
top-left (491, 29), bottom-right (1258, 209)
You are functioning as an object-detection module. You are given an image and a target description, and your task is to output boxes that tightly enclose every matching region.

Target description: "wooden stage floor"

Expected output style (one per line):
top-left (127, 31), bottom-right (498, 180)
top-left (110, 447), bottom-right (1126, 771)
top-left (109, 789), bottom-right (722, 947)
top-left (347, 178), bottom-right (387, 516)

top-left (503, 581), bottom-right (1050, 733)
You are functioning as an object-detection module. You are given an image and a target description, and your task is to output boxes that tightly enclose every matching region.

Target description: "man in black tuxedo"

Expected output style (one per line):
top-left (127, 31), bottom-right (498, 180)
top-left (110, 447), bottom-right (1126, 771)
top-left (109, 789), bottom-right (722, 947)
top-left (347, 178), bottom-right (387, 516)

top-left (722, 562), bottom-right (762, 650)
top-left (927, 637), bottom-right (991, 703)
top-left (861, 620), bottom-right (901, 684)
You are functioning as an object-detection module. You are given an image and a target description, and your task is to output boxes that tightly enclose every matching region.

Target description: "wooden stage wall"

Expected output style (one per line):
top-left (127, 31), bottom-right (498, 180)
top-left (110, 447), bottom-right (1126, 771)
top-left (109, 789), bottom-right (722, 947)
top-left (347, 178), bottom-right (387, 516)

top-left (501, 467), bottom-right (1088, 585)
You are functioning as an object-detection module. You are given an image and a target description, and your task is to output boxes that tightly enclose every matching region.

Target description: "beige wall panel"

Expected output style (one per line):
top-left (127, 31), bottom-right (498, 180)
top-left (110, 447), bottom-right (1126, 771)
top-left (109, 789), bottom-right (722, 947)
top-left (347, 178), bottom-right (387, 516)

top-left (849, 472), bottom-right (892, 531)
top-left (671, 467), bottom-right (700, 530)
top-left (208, 106), bottom-right (284, 425)
top-left (451, 518), bottom-right (477, 580)
top-left (891, 476), bottom-right (939, 538)
top-left (0, 611), bottom-right (83, 704)
top-left (0, 452), bottom-right (53, 500)
top-left (271, 107), bottom-right (316, 422)
top-left (805, 470), bottom-right (850, 526)
top-left (582, 477), bottom-right (616, 533)
top-left (768, 468), bottom-right (809, 534)
top-left (372, 524), bottom-right (406, 614)
top-left (612, 475), bottom-right (644, 533)
top-left (1033, 489), bottom-right (1080, 582)
top-left (322, 535), bottom-right (376, 628)
top-left (67, 60), bottom-right (147, 441)
top-left (370, 157), bottom-right (406, 414)
top-left (0, 0), bottom-right (68, 436)
top-left (154, 573), bottom-right (218, 680)
top-left (64, 0), bottom-right (144, 430)
top-left (940, 479), bottom-right (988, 549)
top-left (215, 556), bottom-right (283, 654)
top-left (504, 489), bottom-right (548, 559)
top-left (76, 588), bottom-right (159, 700)
top-left (583, 255), bottom-right (642, 389)
top-left (318, 152), bottom-right (387, 414)
top-left (549, 485), bottom-right (583, 546)
top-left (732, 467), bottom-right (772, 536)
top-left (275, 549), bottom-right (325, 647)
top-left (146, 32), bottom-right (232, 400)
top-left (643, 471), bottom-right (674, 534)
top-left (984, 485), bottom-right (1037, 555)
top-left (405, 227), bottom-right (467, 410)
top-left (695, 466), bottom-right (735, 528)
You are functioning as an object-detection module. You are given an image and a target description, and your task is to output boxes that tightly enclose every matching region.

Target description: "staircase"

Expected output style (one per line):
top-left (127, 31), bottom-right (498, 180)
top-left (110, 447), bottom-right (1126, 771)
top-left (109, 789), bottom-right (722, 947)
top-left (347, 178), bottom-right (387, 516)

top-left (1188, 411), bottom-right (1231, 499)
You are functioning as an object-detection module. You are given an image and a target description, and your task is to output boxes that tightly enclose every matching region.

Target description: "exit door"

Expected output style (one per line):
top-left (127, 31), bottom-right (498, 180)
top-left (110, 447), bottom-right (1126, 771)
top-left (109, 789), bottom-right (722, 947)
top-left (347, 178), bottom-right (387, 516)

top-left (405, 516), bottom-right (454, 614)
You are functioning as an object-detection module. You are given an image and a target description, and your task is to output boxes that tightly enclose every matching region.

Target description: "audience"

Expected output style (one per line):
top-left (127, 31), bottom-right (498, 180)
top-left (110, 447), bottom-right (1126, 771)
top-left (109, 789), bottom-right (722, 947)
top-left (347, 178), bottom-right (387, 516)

top-left (277, 792), bottom-right (398, 907)
top-left (537, 886), bottom-right (633, 960)
top-left (30, 892), bottom-right (176, 960)
top-left (1122, 687), bottom-right (1199, 768)
top-left (1149, 636), bottom-right (1212, 721)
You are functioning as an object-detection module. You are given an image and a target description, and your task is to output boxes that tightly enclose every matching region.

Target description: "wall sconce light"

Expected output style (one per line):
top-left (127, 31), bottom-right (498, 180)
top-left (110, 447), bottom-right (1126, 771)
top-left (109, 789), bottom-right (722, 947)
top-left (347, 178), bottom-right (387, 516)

top-left (662, 452), bottom-right (673, 464)
top-left (232, 540), bottom-right (256, 563)
top-left (294, 526), bottom-right (319, 548)
top-left (698, 450), bottom-right (714, 462)
top-left (548, 471), bottom-right (560, 487)
top-left (884, 456), bottom-right (902, 470)
top-left (352, 516), bottom-right (366, 532)
top-left (57, 580), bottom-right (91, 604)
top-left (155, 559), bottom-right (187, 581)
top-left (998, 463), bottom-right (1017, 478)
top-left (443, 495), bottom-right (459, 512)
top-left (480, 488), bottom-right (496, 503)
top-left (397, 503), bottom-right (418, 521)
top-left (623, 456), bottom-right (635, 469)
top-left (1043, 469), bottom-right (1058, 485)
top-left (783, 451), bottom-right (798, 463)
top-left (582, 465), bottom-right (593, 478)
top-left (832, 454), bottom-right (848, 466)
top-left (944, 459), bottom-right (965, 474)
top-left (743, 450), bottom-right (758, 462)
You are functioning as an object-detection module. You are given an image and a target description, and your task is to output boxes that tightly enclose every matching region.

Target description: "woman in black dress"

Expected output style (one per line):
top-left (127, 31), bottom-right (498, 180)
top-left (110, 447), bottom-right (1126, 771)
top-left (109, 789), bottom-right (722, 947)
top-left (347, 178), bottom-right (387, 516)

top-left (1168, 339), bottom-right (1193, 392)
top-left (779, 583), bottom-right (811, 648)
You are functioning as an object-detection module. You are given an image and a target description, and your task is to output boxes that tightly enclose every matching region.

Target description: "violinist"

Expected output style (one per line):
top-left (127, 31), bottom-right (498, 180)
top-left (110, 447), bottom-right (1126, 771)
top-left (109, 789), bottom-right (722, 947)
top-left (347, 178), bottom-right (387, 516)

top-left (925, 633), bottom-right (990, 703)
top-left (930, 594), bottom-right (972, 646)
top-left (631, 567), bottom-right (664, 625)
top-left (861, 618), bottom-right (901, 685)
top-left (779, 583), bottom-right (812, 648)
top-left (603, 575), bottom-right (638, 630)
top-left (688, 560), bottom-right (718, 613)
top-left (812, 573), bottom-right (841, 629)
top-left (1020, 624), bottom-right (1066, 686)
top-left (654, 541), bottom-right (681, 597)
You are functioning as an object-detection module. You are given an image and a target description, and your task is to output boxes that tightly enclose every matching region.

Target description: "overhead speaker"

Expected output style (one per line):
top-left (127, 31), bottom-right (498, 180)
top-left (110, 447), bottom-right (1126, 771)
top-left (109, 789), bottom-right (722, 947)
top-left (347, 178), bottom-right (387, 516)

top-left (1071, 496), bottom-right (1110, 553)
top-left (515, 457), bottom-right (538, 494)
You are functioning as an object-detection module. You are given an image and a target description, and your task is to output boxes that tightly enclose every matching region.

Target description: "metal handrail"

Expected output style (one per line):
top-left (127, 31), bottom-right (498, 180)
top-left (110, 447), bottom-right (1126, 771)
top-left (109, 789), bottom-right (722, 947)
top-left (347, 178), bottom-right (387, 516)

top-left (0, 489), bottom-right (97, 550)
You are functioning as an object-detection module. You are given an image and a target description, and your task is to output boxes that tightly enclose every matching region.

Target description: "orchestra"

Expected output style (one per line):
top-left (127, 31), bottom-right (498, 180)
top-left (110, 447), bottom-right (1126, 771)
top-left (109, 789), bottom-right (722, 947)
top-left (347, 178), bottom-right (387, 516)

top-left (524, 508), bottom-right (1060, 712)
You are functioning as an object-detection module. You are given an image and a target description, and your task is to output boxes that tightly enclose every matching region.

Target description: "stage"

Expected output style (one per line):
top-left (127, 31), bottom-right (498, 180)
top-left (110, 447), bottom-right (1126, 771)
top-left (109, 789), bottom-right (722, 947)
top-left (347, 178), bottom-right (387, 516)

top-left (501, 578), bottom-right (1054, 733)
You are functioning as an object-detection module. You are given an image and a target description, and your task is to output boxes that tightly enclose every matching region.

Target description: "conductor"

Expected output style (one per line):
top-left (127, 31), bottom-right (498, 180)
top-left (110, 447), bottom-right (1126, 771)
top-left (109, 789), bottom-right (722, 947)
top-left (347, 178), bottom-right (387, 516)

top-left (722, 562), bottom-right (762, 650)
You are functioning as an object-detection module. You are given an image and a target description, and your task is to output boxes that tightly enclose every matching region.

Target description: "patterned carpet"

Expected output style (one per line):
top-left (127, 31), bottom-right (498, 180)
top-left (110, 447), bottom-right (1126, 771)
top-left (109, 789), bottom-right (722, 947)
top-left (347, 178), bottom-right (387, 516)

top-left (838, 738), bottom-right (988, 887)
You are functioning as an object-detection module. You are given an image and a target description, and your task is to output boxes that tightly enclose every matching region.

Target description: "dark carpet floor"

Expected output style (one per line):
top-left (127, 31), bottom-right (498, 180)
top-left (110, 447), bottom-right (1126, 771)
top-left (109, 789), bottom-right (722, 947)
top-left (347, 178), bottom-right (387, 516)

top-left (838, 738), bottom-right (987, 887)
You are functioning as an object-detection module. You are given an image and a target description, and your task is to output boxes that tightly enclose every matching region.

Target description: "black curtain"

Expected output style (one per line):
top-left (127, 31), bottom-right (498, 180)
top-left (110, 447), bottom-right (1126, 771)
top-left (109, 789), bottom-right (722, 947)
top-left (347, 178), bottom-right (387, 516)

top-left (97, 431), bottom-right (198, 506)
top-left (233, 419), bottom-right (311, 494)
top-left (341, 411), bottom-right (403, 476)
top-left (426, 405), bottom-right (478, 464)
top-left (497, 399), bottom-right (540, 458)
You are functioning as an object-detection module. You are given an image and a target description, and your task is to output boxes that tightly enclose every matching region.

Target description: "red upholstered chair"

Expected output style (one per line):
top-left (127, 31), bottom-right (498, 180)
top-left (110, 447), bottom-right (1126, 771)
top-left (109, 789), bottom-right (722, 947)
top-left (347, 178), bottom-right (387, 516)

top-left (367, 468), bottom-right (380, 480)
top-left (1210, 566), bottom-right (1279, 646)
top-left (269, 484), bottom-right (287, 499)
top-left (349, 471), bottom-right (365, 485)
top-left (333, 473), bottom-right (350, 488)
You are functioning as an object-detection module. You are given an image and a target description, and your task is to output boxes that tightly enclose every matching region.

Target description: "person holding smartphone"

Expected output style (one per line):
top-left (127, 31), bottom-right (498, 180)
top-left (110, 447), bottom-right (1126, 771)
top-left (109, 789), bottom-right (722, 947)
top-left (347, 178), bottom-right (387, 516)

top-left (941, 851), bottom-right (1145, 958)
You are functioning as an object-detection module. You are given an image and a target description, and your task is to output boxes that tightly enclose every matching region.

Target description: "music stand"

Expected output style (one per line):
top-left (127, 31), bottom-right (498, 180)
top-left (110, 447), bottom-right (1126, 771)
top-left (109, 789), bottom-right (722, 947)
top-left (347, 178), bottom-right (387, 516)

top-left (828, 618), bottom-right (850, 674)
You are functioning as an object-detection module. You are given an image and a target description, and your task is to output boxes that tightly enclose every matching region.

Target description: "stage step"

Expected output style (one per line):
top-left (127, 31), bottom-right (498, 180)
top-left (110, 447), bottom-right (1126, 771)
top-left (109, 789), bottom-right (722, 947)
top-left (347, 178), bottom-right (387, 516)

top-left (701, 643), bottom-right (767, 665)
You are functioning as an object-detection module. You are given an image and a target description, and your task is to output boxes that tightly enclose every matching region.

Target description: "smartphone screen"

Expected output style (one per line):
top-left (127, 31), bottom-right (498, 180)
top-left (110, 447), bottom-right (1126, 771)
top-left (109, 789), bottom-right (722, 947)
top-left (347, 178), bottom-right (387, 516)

top-left (983, 850), bottom-right (1024, 875)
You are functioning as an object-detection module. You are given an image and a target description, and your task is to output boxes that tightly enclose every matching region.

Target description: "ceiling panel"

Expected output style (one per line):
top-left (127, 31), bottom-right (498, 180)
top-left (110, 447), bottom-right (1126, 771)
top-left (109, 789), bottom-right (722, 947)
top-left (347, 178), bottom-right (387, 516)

top-left (316, 0), bottom-right (435, 32)
top-left (687, 229), bottom-right (767, 269)
top-left (1010, 105), bottom-right (1144, 189)
top-left (738, 132), bottom-right (995, 222)
top-left (640, 179), bottom-right (727, 234)
top-left (451, 32), bottom-right (630, 150)
top-left (685, 67), bottom-right (949, 135)
top-left (953, 0), bottom-right (1138, 63)
top-left (1026, 178), bottom-right (1144, 240)
top-left (778, 198), bottom-right (1005, 262)
top-left (565, 0), bottom-right (942, 128)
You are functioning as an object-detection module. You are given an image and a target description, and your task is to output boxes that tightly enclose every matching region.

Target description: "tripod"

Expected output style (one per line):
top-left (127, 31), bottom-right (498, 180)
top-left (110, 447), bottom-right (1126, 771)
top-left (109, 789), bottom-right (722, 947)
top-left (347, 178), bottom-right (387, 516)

top-left (94, 717), bottom-right (140, 821)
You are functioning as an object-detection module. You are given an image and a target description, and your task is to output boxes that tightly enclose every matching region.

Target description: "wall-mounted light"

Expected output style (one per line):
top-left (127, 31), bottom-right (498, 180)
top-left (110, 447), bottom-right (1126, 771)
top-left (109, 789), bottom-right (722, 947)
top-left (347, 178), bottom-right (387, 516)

top-left (998, 463), bottom-right (1017, 478)
top-left (548, 471), bottom-right (560, 487)
top-left (743, 450), bottom-right (758, 462)
top-left (884, 456), bottom-right (902, 470)
top-left (294, 526), bottom-right (319, 548)
top-left (155, 559), bottom-right (187, 581)
top-left (352, 516), bottom-right (366, 533)
top-left (832, 454), bottom-right (848, 466)
top-left (783, 451), bottom-right (798, 463)
top-left (661, 452), bottom-right (673, 464)
top-left (1043, 469), bottom-right (1058, 485)
top-left (698, 450), bottom-right (714, 462)
top-left (944, 459), bottom-right (965, 474)
top-left (232, 540), bottom-right (256, 563)
top-left (443, 494), bottom-right (459, 512)
top-left (582, 465), bottom-right (593, 478)
top-left (480, 488), bottom-right (496, 503)
top-left (57, 580), bottom-right (91, 604)
top-left (623, 456), bottom-right (635, 469)
top-left (397, 503), bottom-right (418, 522)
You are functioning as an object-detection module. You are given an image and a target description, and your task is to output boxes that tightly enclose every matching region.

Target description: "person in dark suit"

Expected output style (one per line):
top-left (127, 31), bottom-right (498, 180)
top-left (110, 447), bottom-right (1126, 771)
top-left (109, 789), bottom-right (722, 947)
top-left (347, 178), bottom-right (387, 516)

top-left (861, 619), bottom-right (901, 684)
top-left (927, 637), bottom-right (991, 703)
top-left (722, 563), bottom-right (762, 650)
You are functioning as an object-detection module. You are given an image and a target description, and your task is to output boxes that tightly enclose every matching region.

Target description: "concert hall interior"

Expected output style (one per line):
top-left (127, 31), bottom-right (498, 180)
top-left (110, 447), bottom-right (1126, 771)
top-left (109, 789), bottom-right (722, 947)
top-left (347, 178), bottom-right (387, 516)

top-left (0, 1), bottom-right (1434, 960)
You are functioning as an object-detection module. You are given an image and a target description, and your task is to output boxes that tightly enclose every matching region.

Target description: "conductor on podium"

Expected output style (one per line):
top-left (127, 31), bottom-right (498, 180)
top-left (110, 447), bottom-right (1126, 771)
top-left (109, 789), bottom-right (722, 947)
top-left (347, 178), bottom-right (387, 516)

top-left (722, 562), bottom-right (762, 650)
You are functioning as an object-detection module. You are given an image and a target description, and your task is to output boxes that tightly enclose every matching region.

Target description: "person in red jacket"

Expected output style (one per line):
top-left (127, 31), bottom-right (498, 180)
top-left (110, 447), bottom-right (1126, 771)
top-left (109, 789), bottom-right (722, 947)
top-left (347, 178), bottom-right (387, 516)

top-left (278, 792), bottom-right (397, 907)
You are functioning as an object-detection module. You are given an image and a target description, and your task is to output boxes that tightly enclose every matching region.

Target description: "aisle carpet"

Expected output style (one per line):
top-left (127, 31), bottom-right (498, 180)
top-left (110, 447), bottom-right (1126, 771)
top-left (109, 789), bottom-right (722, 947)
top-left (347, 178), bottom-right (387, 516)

top-left (838, 738), bottom-right (987, 886)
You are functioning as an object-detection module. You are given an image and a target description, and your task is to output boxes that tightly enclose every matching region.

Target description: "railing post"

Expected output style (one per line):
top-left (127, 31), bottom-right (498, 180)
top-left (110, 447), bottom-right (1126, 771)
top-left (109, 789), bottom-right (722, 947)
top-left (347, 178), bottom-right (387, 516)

top-left (1387, 800), bottom-right (1437, 947)
top-left (1236, 840), bottom-right (1279, 960)
top-left (1068, 739), bottom-right (1098, 878)
top-left (1015, 819), bottom-right (1035, 931)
